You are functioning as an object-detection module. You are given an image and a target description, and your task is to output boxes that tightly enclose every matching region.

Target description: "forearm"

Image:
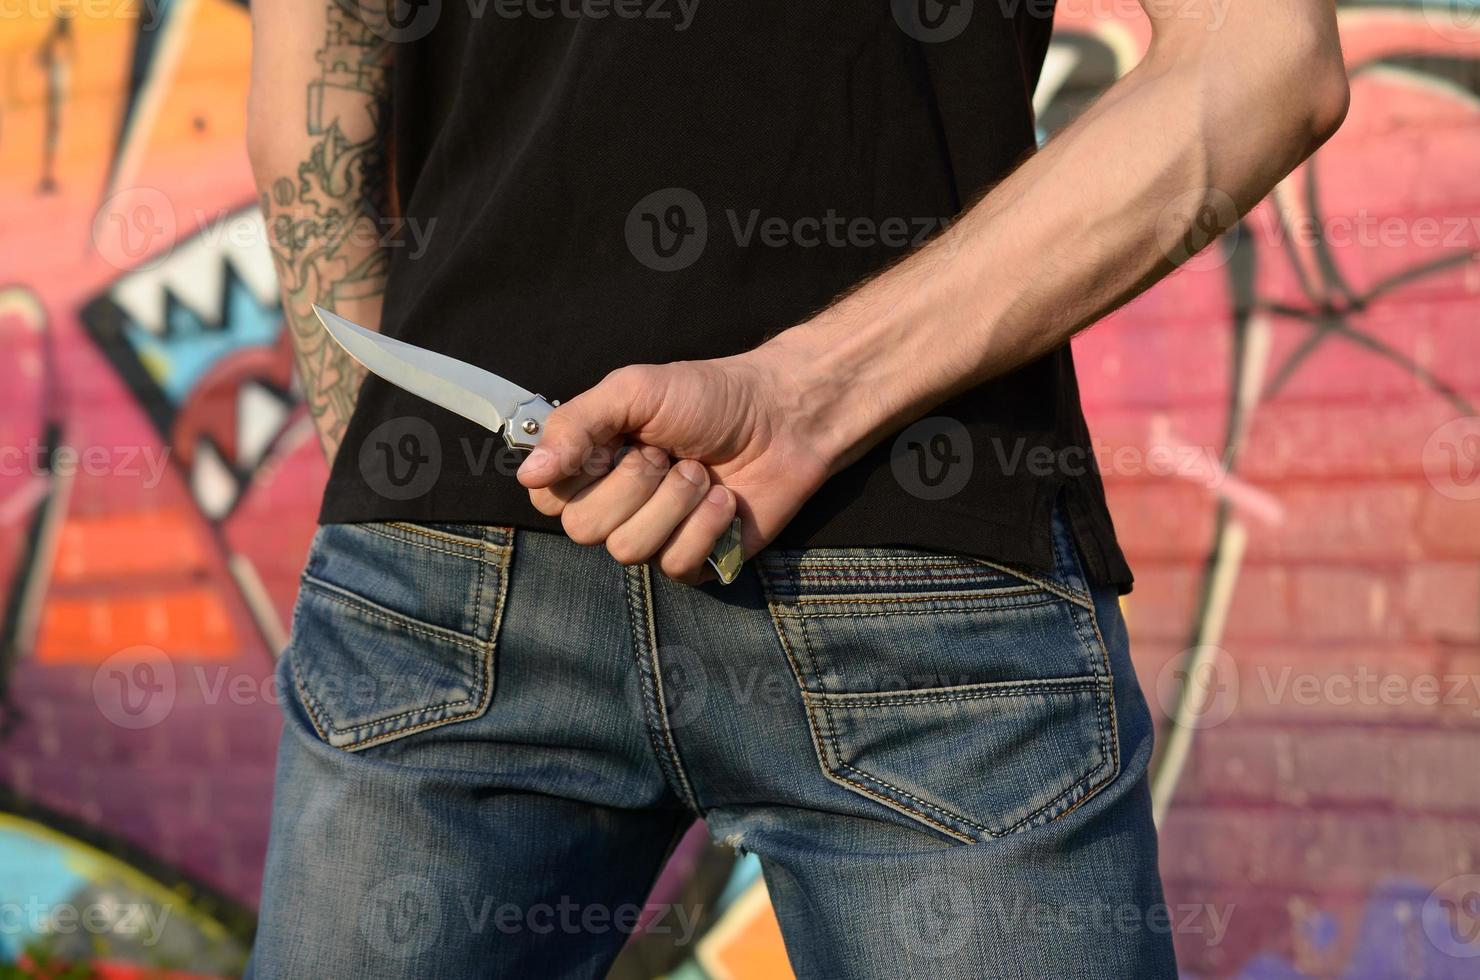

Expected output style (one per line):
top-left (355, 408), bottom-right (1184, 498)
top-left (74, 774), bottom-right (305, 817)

top-left (769, 0), bottom-right (1349, 472)
top-left (248, 0), bottom-right (394, 462)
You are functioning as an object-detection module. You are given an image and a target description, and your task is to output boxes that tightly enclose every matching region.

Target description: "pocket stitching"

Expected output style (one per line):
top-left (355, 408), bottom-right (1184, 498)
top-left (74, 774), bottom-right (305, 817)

top-left (298, 575), bottom-right (482, 651)
top-left (292, 587), bottom-right (489, 732)
top-left (823, 680), bottom-right (1118, 838)
top-left (766, 548), bottom-right (1119, 843)
top-left (776, 592), bottom-right (1058, 617)
top-left (804, 675), bottom-right (1107, 708)
top-left (290, 535), bottom-right (511, 749)
top-left (762, 557), bottom-right (976, 844)
top-left (786, 554), bottom-right (985, 844)
top-left (763, 553), bottom-right (1092, 612)
top-left (356, 522), bottom-right (506, 563)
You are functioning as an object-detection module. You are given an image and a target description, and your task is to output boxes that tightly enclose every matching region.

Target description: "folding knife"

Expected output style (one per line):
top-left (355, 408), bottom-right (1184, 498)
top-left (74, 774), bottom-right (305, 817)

top-left (313, 306), bottom-right (745, 584)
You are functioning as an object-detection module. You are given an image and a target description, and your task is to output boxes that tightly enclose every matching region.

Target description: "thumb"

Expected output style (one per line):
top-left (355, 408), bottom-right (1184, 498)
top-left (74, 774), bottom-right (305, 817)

top-left (515, 367), bottom-right (654, 488)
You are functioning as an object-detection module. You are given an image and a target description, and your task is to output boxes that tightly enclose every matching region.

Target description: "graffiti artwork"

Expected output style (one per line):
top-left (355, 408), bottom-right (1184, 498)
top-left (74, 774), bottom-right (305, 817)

top-left (0, 1), bottom-right (1477, 976)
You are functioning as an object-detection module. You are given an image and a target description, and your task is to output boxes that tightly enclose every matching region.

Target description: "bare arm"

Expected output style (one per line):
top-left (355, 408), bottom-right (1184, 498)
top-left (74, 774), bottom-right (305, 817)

top-left (517, 0), bottom-right (1352, 582)
top-left (247, 0), bottom-right (394, 462)
top-left (783, 0), bottom-right (1351, 465)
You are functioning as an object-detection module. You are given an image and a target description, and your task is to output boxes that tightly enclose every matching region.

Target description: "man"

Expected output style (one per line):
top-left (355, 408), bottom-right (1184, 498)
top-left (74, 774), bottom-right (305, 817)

top-left (246, 1), bottom-right (1346, 976)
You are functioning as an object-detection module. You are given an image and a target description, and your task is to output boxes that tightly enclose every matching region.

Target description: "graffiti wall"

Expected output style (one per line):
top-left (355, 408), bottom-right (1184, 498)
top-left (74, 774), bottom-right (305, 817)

top-left (0, 1), bottom-right (1476, 976)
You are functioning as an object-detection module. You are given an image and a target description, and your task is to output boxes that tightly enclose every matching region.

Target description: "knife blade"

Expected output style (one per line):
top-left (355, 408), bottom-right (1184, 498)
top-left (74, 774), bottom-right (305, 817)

top-left (313, 305), bottom-right (745, 584)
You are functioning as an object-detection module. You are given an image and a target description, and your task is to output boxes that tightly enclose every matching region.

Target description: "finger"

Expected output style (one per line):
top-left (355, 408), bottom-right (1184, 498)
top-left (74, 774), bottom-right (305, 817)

top-left (604, 458), bottom-right (711, 566)
top-left (528, 442), bottom-right (619, 517)
top-left (559, 444), bottom-right (671, 546)
top-left (655, 484), bottom-right (738, 585)
top-left (516, 366), bottom-right (660, 489)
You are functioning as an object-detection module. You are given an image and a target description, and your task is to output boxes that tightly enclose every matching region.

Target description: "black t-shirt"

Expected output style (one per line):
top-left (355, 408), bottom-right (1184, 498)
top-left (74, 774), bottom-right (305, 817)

top-left (320, 2), bottom-right (1134, 589)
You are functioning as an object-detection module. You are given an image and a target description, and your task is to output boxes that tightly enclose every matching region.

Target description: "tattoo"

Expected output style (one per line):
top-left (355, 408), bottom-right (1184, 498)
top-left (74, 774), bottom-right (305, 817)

top-left (261, 0), bottom-right (393, 463)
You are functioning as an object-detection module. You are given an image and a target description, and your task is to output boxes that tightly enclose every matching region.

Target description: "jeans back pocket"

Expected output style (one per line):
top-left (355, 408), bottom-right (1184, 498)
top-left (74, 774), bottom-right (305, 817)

top-left (757, 511), bottom-right (1119, 843)
top-left (289, 522), bottom-right (513, 751)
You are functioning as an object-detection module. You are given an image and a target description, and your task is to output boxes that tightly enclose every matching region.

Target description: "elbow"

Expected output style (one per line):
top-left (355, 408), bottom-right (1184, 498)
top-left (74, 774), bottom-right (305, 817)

top-left (1279, 20), bottom-right (1351, 152)
top-left (1300, 54), bottom-right (1350, 151)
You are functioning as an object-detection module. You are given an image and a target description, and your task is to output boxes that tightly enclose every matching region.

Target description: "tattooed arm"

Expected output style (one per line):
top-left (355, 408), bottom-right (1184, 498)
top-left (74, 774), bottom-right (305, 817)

top-left (247, 0), bottom-right (393, 462)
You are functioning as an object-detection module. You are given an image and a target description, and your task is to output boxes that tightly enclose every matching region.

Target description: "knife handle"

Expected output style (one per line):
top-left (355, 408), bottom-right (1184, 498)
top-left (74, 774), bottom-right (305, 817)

top-left (706, 516), bottom-right (745, 586)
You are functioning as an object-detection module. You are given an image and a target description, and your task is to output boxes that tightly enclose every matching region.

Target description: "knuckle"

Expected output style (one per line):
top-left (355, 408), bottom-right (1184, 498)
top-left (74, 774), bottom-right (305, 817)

top-left (659, 550), bottom-right (699, 581)
top-left (561, 508), bottom-right (602, 546)
top-left (529, 491), bottom-right (564, 517)
top-left (605, 535), bottom-right (646, 567)
top-left (608, 364), bottom-right (656, 390)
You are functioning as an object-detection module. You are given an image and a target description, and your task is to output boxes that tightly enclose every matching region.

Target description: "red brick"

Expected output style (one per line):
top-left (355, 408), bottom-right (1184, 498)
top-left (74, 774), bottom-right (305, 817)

top-left (1246, 484), bottom-right (1422, 563)
top-left (1417, 492), bottom-right (1480, 558)
top-left (1292, 567), bottom-right (1406, 642)
top-left (1122, 562), bottom-right (1202, 642)
top-left (1238, 402), bottom-right (1459, 482)
top-left (1405, 562), bottom-right (1480, 643)
top-left (1223, 565), bottom-right (1296, 641)
top-left (1103, 482), bottom-right (1217, 561)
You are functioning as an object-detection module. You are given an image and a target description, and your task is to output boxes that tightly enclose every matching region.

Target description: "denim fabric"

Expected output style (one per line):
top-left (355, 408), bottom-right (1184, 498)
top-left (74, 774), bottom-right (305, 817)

top-left (248, 510), bottom-right (1175, 979)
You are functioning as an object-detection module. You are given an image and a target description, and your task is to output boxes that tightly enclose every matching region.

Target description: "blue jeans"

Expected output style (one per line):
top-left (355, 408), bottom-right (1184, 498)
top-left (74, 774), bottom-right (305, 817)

top-left (249, 510), bottom-right (1175, 978)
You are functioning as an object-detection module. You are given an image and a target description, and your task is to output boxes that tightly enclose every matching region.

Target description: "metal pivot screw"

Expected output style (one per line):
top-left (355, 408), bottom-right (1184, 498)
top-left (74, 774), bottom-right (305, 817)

top-left (521, 419), bottom-right (541, 435)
